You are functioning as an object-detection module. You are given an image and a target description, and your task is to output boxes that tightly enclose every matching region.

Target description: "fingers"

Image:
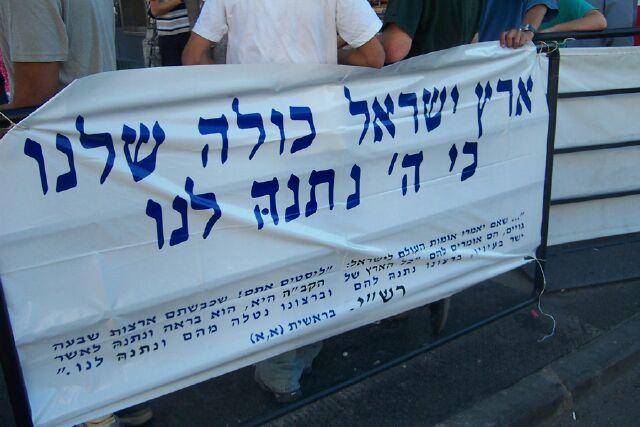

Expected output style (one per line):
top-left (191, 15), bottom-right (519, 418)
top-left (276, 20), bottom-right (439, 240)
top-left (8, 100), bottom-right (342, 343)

top-left (500, 30), bottom-right (518, 48)
top-left (500, 30), bottom-right (533, 49)
top-left (515, 31), bottom-right (525, 48)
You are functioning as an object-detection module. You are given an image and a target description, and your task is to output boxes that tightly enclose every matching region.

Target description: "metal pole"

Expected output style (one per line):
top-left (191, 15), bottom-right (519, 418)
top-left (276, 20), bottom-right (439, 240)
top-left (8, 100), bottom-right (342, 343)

top-left (534, 48), bottom-right (560, 295)
top-left (0, 279), bottom-right (34, 427)
top-left (534, 26), bottom-right (640, 42)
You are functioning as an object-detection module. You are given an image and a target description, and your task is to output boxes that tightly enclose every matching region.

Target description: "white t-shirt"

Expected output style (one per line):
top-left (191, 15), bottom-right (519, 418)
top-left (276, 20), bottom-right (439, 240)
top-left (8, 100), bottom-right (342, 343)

top-left (0, 0), bottom-right (116, 99)
top-left (193, 0), bottom-right (382, 64)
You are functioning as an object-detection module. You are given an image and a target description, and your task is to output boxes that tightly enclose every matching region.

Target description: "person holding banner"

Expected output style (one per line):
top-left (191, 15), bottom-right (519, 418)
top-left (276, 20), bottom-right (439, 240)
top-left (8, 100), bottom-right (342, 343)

top-left (478, 0), bottom-right (559, 48)
top-left (182, 0), bottom-right (384, 403)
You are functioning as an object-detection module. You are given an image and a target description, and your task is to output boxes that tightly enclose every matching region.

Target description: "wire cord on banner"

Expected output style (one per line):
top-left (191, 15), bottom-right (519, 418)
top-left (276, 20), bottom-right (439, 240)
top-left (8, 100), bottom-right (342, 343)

top-left (527, 256), bottom-right (557, 342)
top-left (0, 110), bottom-right (27, 139)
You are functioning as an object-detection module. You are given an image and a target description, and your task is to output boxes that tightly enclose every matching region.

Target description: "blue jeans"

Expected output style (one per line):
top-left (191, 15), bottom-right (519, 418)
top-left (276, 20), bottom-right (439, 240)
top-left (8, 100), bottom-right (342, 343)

top-left (254, 342), bottom-right (322, 393)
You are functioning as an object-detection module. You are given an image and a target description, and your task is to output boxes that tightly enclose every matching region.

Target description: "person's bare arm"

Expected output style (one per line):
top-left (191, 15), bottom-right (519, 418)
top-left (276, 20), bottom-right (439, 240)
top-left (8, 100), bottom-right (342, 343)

top-left (149, 0), bottom-right (184, 18)
top-left (540, 10), bottom-right (607, 33)
top-left (1, 62), bottom-right (61, 110)
top-left (501, 4), bottom-right (549, 48)
top-left (338, 37), bottom-right (385, 69)
top-left (182, 32), bottom-right (215, 65)
top-left (379, 23), bottom-right (413, 63)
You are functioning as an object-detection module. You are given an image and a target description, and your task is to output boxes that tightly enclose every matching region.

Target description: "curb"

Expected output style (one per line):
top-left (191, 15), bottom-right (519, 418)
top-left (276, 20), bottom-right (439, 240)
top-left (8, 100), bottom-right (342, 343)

top-left (437, 312), bottom-right (640, 426)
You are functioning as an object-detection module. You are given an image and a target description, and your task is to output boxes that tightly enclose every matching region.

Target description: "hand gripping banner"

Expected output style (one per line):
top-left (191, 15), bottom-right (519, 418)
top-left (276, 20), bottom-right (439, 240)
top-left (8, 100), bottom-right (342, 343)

top-left (0, 43), bottom-right (548, 426)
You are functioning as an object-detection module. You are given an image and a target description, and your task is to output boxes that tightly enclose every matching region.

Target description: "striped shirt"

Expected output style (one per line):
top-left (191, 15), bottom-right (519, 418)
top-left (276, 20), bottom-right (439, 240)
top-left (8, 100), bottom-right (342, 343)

top-left (155, 3), bottom-right (191, 36)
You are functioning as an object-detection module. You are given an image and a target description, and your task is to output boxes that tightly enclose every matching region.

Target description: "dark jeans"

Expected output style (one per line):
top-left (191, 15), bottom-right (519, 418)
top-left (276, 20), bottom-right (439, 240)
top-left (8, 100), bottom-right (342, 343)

top-left (158, 32), bottom-right (190, 66)
top-left (0, 73), bottom-right (7, 105)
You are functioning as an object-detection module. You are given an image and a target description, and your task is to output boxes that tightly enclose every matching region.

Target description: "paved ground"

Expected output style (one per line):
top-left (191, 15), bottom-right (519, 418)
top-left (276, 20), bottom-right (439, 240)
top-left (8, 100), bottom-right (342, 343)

top-left (1, 235), bottom-right (639, 426)
top-left (540, 356), bottom-right (640, 427)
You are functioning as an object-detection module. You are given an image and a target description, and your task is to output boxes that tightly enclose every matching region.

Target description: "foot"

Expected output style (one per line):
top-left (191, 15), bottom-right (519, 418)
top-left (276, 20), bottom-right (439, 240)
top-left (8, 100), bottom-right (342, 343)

top-left (254, 371), bottom-right (303, 403)
top-left (79, 414), bottom-right (120, 427)
top-left (115, 405), bottom-right (153, 426)
top-left (430, 297), bottom-right (451, 335)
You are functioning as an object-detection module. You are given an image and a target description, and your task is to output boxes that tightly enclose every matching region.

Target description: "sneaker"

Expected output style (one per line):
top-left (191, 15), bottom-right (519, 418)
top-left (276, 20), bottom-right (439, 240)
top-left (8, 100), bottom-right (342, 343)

top-left (79, 414), bottom-right (121, 427)
top-left (430, 297), bottom-right (451, 335)
top-left (115, 405), bottom-right (153, 426)
top-left (254, 371), bottom-right (303, 403)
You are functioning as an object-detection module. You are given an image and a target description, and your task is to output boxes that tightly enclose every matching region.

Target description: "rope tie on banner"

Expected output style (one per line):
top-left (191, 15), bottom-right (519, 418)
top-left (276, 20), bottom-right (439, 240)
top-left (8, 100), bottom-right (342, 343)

top-left (0, 110), bottom-right (27, 138)
top-left (527, 256), bottom-right (557, 342)
top-left (537, 40), bottom-right (560, 55)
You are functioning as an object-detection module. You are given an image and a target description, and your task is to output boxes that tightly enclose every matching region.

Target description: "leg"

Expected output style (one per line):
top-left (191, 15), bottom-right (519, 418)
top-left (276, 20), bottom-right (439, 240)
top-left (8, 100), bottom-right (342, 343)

top-left (158, 34), bottom-right (185, 66)
top-left (430, 297), bottom-right (451, 335)
top-left (298, 341), bottom-right (323, 373)
top-left (255, 349), bottom-right (305, 394)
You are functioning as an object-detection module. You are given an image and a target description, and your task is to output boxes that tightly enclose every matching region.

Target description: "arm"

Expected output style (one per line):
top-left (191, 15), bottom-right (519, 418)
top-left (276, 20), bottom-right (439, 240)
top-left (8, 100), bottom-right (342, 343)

top-left (182, 32), bottom-right (215, 65)
top-left (338, 37), bottom-right (385, 69)
top-left (1, 62), bottom-right (61, 110)
top-left (501, 4), bottom-right (549, 48)
top-left (540, 10), bottom-right (607, 33)
top-left (149, 0), bottom-right (184, 18)
top-left (379, 23), bottom-right (413, 63)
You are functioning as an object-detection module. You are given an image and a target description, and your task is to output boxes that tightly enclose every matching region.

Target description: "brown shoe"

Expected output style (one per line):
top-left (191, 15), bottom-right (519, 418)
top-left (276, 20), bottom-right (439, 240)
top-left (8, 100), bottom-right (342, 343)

top-left (430, 298), bottom-right (451, 335)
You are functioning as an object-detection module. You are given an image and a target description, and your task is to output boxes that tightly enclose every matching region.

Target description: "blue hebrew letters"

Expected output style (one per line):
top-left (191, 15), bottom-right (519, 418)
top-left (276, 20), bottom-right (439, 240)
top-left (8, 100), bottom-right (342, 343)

top-left (305, 169), bottom-right (335, 217)
top-left (516, 76), bottom-right (533, 116)
top-left (198, 114), bottom-right (229, 165)
top-left (343, 86), bottom-right (370, 145)
top-left (347, 164), bottom-right (361, 210)
top-left (24, 138), bottom-right (48, 194)
top-left (76, 115), bottom-right (115, 184)
top-left (24, 134), bottom-right (78, 194)
top-left (146, 199), bottom-right (164, 249)
top-left (169, 196), bottom-right (189, 246)
top-left (497, 79), bottom-right (513, 116)
top-left (55, 134), bottom-right (77, 193)
top-left (270, 109), bottom-right (286, 155)
top-left (475, 82), bottom-right (492, 139)
top-left (401, 151), bottom-right (423, 195)
top-left (388, 152), bottom-right (398, 176)
top-left (290, 106), bottom-right (316, 153)
top-left (388, 152), bottom-right (423, 195)
top-left (232, 98), bottom-right (265, 160)
top-left (252, 178), bottom-right (279, 229)
top-left (285, 174), bottom-right (301, 222)
top-left (449, 142), bottom-right (478, 181)
top-left (185, 177), bottom-right (222, 239)
top-left (201, 144), bottom-right (209, 167)
top-left (398, 92), bottom-right (419, 133)
top-left (423, 87), bottom-right (447, 132)
top-left (122, 121), bottom-right (164, 182)
top-left (461, 142), bottom-right (478, 181)
top-left (371, 94), bottom-right (395, 143)
top-left (448, 144), bottom-right (458, 173)
top-left (451, 85), bottom-right (460, 114)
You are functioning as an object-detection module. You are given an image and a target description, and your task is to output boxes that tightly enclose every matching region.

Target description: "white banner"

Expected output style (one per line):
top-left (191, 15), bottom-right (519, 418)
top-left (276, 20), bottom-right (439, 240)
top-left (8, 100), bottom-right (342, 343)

top-left (550, 47), bottom-right (640, 245)
top-left (0, 43), bottom-right (548, 426)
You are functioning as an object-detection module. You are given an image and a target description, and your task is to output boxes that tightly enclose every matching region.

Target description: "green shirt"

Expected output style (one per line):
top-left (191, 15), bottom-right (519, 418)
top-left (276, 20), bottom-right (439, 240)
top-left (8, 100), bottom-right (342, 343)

top-left (539, 0), bottom-right (596, 30)
top-left (384, 0), bottom-right (485, 58)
